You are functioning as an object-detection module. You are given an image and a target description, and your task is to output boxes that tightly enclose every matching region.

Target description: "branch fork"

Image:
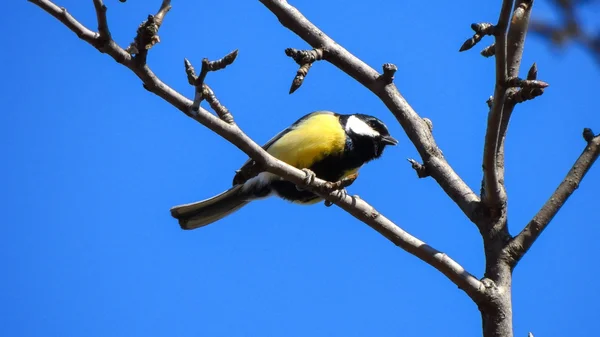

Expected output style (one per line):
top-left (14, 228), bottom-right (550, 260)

top-left (284, 47), bottom-right (324, 93)
top-left (459, 22), bottom-right (496, 52)
top-left (184, 50), bottom-right (239, 123)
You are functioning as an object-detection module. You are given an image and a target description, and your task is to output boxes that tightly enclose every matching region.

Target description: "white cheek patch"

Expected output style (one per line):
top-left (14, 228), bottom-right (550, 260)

top-left (346, 115), bottom-right (380, 137)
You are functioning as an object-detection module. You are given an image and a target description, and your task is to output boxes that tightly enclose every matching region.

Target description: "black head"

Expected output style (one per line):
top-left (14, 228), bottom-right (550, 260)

top-left (343, 113), bottom-right (398, 159)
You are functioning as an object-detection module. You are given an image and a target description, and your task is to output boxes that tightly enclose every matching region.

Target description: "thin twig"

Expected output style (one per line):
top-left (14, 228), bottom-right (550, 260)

top-left (184, 51), bottom-right (238, 121)
top-left (506, 132), bottom-right (600, 266)
top-left (285, 47), bottom-right (324, 93)
top-left (202, 84), bottom-right (234, 124)
top-left (459, 22), bottom-right (495, 52)
top-left (481, 0), bottom-right (515, 209)
top-left (92, 0), bottom-right (110, 40)
top-left (125, 0), bottom-right (172, 63)
top-left (496, 0), bottom-right (536, 190)
top-left (30, 0), bottom-right (487, 304)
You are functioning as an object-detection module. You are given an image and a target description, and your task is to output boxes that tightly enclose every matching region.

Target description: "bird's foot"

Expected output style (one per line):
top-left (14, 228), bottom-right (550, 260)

top-left (321, 173), bottom-right (359, 206)
top-left (321, 173), bottom-right (359, 194)
top-left (296, 168), bottom-right (317, 191)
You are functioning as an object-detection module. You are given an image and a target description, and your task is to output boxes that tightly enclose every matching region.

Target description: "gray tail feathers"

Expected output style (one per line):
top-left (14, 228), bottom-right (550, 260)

top-left (170, 185), bottom-right (252, 230)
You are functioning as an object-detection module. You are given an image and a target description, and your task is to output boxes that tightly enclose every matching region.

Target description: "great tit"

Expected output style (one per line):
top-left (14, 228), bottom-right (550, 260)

top-left (170, 110), bottom-right (398, 230)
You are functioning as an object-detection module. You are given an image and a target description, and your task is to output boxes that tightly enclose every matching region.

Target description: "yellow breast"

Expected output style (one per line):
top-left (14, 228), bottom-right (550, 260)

top-left (266, 113), bottom-right (346, 169)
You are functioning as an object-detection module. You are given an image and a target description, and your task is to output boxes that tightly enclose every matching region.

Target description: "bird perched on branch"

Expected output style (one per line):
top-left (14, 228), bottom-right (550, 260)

top-left (170, 110), bottom-right (398, 230)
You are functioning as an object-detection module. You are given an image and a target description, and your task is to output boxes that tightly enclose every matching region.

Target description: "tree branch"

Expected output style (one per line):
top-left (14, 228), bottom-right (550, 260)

top-left (29, 0), bottom-right (486, 303)
top-left (260, 0), bottom-right (481, 225)
top-left (506, 131), bottom-right (600, 266)
top-left (496, 0), bottom-right (536, 188)
top-left (481, 0), bottom-right (514, 209)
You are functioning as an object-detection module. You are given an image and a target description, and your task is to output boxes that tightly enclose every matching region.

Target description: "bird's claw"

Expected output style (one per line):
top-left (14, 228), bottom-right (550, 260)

top-left (321, 173), bottom-right (358, 194)
top-left (296, 168), bottom-right (317, 191)
top-left (323, 188), bottom-right (349, 207)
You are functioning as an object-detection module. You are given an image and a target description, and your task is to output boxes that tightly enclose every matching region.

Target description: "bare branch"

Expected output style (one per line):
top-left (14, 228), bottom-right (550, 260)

top-left (125, 0), bottom-right (172, 64)
top-left (506, 1), bottom-right (534, 77)
top-left (30, 0), bottom-right (486, 303)
top-left (28, 0), bottom-right (98, 44)
top-left (285, 47), bottom-right (324, 93)
top-left (92, 0), bottom-right (110, 40)
top-left (506, 131), bottom-right (600, 266)
top-left (261, 0), bottom-right (481, 224)
top-left (496, 0), bottom-right (537, 193)
top-left (184, 50), bottom-right (238, 121)
top-left (202, 84), bottom-right (234, 124)
top-left (481, 0), bottom-right (514, 209)
top-left (459, 22), bottom-right (495, 52)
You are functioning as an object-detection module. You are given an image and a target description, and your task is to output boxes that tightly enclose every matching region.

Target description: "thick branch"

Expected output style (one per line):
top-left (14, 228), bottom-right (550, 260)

top-left (506, 132), bottom-right (600, 266)
top-left (481, 0), bottom-right (514, 209)
top-left (29, 0), bottom-right (486, 303)
top-left (260, 0), bottom-right (481, 224)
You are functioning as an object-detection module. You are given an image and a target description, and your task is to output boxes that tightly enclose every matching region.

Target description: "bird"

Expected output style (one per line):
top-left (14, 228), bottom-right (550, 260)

top-left (170, 110), bottom-right (398, 230)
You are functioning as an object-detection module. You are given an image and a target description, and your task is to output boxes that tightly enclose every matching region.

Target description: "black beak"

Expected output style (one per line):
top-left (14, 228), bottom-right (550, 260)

top-left (380, 135), bottom-right (398, 146)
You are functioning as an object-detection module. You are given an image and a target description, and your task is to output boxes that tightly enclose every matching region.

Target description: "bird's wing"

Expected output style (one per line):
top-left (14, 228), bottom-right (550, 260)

top-left (232, 111), bottom-right (336, 185)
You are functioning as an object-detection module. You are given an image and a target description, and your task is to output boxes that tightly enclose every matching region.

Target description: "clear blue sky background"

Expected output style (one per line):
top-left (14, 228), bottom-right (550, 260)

top-left (2, 1), bottom-right (598, 336)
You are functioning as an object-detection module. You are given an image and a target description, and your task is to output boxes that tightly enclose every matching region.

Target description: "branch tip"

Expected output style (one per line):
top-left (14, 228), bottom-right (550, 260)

top-left (380, 63), bottom-right (398, 84)
top-left (407, 158), bottom-right (430, 178)
top-left (583, 128), bottom-right (595, 143)
top-left (184, 58), bottom-right (197, 85)
top-left (508, 130), bottom-right (600, 266)
top-left (481, 43), bottom-right (496, 57)
top-left (527, 62), bottom-right (537, 80)
top-left (285, 47), bottom-right (324, 94)
top-left (154, 0), bottom-right (172, 28)
top-left (506, 77), bottom-right (549, 89)
top-left (480, 0), bottom-right (514, 209)
top-left (460, 23), bottom-right (495, 52)
top-left (471, 22), bottom-right (495, 35)
top-left (92, 0), bottom-right (110, 40)
top-left (125, 1), bottom-right (172, 62)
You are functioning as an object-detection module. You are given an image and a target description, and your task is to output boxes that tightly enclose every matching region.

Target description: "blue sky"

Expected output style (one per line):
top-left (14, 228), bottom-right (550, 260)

top-left (2, 1), bottom-right (598, 336)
